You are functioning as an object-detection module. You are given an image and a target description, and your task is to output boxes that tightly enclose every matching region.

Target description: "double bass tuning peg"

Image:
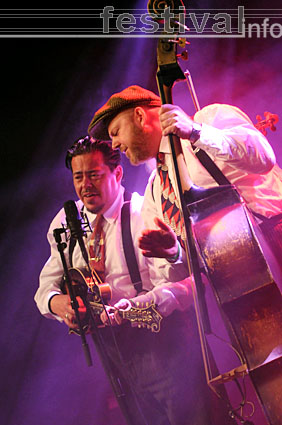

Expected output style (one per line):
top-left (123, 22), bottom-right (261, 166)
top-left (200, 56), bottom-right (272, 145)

top-left (177, 50), bottom-right (188, 60)
top-left (255, 111), bottom-right (279, 136)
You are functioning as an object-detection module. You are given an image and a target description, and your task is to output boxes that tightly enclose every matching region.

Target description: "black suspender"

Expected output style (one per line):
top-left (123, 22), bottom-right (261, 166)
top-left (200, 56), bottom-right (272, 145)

top-left (121, 194), bottom-right (143, 295)
top-left (68, 193), bottom-right (144, 294)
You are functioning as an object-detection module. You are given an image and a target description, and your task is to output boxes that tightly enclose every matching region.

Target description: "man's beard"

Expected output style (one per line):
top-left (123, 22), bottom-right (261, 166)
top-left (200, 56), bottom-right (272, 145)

top-left (129, 130), bottom-right (152, 165)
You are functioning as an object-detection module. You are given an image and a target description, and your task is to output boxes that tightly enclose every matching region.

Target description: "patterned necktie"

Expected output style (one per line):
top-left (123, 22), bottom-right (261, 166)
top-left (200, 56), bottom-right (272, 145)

top-left (88, 214), bottom-right (105, 282)
top-left (157, 152), bottom-right (186, 245)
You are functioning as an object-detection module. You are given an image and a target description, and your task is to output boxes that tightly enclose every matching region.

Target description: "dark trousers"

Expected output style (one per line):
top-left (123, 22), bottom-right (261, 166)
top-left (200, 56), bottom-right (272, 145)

top-left (93, 309), bottom-right (236, 425)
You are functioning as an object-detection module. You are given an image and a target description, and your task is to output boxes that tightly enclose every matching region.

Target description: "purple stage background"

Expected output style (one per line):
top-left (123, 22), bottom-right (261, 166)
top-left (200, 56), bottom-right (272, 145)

top-left (0, 2), bottom-right (281, 424)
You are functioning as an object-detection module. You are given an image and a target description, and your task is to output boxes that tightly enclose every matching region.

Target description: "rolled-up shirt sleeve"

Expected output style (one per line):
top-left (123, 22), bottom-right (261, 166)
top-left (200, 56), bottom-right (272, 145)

top-left (130, 261), bottom-right (193, 317)
top-left (35, 208), bottom-right (68, 321)
top-left (192, 104), bottom-right (276, 174)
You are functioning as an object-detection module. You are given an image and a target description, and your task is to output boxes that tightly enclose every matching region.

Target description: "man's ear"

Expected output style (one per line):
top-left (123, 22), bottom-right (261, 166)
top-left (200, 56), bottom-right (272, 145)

top-left (133, 106), bottom-right (146, 129)
top-left (115, 165), bottom-right (123, 183)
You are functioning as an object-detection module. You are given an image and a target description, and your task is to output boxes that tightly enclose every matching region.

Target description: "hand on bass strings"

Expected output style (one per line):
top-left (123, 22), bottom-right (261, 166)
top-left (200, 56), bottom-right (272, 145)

top-left (139, 217), bottom-right (178, 258)
top-left (100, 298), bottom-right (132, 326)
top-left (50, 294), bottom-right (86, 329)
top-left (159, 104), bottom-right (194, 139)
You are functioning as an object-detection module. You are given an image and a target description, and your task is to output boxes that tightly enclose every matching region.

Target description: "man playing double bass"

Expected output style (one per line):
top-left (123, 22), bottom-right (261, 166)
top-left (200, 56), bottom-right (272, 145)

top-left (88, 85), bottom-right (282, 425)
top-left (88, 85), bottom-right (282, 273)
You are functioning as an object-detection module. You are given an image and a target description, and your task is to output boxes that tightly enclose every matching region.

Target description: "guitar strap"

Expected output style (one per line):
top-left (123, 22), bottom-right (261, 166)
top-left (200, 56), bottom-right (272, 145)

top-left (68, 192), bottom-right (144, 294)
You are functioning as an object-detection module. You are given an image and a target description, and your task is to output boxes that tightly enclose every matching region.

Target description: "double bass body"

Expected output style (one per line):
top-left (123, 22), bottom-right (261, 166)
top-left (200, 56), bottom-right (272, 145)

top-left (188, 185), bottom-right (282, 425)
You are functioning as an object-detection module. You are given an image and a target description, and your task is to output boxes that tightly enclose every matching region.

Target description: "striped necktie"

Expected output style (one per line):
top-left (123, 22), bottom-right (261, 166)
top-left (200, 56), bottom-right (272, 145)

top-left (88, 214), bottom-right (105, 282)
top-left (157, 153), bottom-right (186, 244)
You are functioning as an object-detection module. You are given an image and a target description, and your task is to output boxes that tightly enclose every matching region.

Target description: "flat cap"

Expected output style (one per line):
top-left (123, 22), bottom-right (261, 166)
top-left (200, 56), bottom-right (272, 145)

top-left (88, 85), bottom-right (161, 140)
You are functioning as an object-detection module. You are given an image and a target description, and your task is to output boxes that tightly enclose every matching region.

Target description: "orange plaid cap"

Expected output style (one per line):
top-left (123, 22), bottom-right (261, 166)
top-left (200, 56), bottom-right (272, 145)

top-left (88, 85), bottom-right (161, 140)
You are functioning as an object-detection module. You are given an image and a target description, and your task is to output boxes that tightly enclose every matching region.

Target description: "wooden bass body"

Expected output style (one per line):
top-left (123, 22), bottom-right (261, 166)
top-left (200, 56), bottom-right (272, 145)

top-left (188, 185), bottom-right (282, 425)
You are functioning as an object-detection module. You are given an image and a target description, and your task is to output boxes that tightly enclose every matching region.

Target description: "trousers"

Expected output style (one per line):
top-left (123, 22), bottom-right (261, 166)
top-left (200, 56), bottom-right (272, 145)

top-left (93, 309), bottom-right (237, 425)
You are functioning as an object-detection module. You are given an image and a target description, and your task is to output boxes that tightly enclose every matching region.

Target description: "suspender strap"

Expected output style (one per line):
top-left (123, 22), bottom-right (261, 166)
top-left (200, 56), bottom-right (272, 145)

top-left (68, 194), bottom-right (144, 294)
top-left (121, 193), bottom-right (143, 295)
top-left (193, 147), bottom-right (231, 186)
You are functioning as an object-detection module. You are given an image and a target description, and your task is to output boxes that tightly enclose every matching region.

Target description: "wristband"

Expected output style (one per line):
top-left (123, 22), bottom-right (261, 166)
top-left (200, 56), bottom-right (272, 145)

top-left (189, 122), bottom-right (202, 144)
top-left (167, 241), bottom-right (181, 263)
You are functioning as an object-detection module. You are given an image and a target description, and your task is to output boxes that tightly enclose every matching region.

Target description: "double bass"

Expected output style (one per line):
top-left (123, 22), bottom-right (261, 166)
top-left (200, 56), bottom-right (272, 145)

top-left (147, 1), bottom-right (282, 424)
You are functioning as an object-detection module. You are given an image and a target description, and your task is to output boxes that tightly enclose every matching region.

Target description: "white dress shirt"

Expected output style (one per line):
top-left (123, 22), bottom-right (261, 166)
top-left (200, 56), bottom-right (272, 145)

top-left (35, 187), bottom-right (191, 321)
top-left (142, 103), bottom-right (282, 225)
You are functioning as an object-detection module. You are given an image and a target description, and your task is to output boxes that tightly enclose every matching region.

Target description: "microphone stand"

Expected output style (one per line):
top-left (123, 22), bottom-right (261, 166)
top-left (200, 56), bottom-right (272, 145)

top-left (56, 204), bottom-right (146, 424)
top-left (53, 227), bottom-right (134, 422)
top-left (53, 228), bottom-right (92, 366)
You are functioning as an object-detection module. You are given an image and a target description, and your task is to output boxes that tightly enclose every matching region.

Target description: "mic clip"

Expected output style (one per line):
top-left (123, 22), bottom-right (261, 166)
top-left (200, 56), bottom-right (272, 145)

top-left (60, 214), bottom-right (92, 242)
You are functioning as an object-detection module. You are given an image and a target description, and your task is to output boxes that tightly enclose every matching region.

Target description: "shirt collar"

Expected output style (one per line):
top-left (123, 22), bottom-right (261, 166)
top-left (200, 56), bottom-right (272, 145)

top-left (103, 186), bottom-right (124, 223)
top-left (80, 186), bottom-right (124, 226)
top-left (159, 135), bottom-right (171, 154)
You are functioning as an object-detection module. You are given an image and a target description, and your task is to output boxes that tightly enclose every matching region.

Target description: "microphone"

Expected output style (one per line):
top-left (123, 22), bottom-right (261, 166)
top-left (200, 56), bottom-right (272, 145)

top-left (64, 200), bottom-right (89, 266)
